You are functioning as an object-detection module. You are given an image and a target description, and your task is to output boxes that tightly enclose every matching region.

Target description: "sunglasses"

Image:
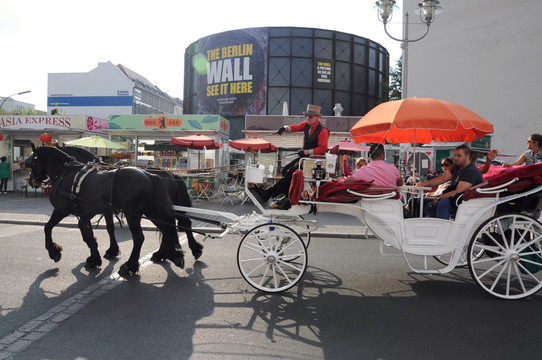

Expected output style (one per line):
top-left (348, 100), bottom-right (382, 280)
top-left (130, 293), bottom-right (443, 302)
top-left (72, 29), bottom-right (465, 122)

top-left (306, 115), bottom-right (317, 119)
top-left (441, 163), bottom-right (450, 167)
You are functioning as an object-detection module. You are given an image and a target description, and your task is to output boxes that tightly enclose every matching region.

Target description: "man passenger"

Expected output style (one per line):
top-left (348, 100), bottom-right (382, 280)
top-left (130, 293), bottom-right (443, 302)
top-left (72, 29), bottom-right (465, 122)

top-left (417, 144), bottom-right (483, 219)
top-left (344, 143), bottom-right (403, 188)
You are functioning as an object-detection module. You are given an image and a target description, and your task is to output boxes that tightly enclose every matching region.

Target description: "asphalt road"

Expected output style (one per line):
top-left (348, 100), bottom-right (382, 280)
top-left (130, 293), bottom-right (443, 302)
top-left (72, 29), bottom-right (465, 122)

top-left (1, 224), bottom-right (542, 360)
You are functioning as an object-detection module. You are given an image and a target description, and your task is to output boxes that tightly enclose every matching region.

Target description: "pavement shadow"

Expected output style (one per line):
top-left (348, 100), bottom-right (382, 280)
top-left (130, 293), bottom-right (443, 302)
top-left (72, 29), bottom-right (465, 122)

top-left (0, 258), bottom-right (117, 339)
top-left (21, 261), bottom-right (215, 360)
top-left (247, 266), bottom-right (542, 360)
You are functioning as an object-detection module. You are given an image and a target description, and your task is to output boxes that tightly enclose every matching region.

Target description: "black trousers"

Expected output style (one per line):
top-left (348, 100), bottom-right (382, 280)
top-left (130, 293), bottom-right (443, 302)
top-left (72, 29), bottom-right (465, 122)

top-left (267, 158), bottom-right (300, 198)
top-left (0, 178), bottom-right (8, 192)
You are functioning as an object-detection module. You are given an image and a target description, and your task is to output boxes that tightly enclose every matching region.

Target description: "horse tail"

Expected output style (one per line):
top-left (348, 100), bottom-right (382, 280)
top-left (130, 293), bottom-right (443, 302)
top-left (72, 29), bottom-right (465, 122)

top-left (147, 173), bottom-right (183, 266)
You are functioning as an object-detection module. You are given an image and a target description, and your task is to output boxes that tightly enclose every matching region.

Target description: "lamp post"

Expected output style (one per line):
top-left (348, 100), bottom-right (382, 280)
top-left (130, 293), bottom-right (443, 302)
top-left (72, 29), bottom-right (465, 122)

top-left (0, 90), bottom-right (32, 110)
top-left (375, 0), bottom-right (442, 99)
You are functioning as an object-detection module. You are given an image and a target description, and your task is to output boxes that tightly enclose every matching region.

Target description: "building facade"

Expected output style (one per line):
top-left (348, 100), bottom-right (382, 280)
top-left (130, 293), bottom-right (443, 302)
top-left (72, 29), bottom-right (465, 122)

top-left (0, 98), bottom-right (35, 113)
top-left (184, 27), bottom-right (389, 139)
top-left (48, 62), bottom-right (182, 119)
top-left (405, 0), bottom-right (542, 157)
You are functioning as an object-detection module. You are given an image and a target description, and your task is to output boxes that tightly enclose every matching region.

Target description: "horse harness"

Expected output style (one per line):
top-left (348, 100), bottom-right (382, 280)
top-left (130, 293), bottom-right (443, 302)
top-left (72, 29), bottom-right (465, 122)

top-left (68, 163), bottom-right (119, 216)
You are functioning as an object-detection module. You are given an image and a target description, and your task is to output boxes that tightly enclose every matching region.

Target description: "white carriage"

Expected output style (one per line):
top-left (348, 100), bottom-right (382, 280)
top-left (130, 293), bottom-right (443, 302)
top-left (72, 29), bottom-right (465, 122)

top-left (174, 159), bottom-right (542, 300)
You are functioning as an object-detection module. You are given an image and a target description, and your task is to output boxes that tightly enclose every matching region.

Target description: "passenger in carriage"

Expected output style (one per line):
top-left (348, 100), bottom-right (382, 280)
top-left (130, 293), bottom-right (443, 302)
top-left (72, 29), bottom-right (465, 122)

top-left (343, 143), bottom-right (403, 188)
top-left (417, 145), bottom-right (483, 220)
top-left (503, 133), bottom-right (542, 167)
top-left (251, 104), bottom-right (330, 207)
top-left (342, 155), bottom-right (366, 177)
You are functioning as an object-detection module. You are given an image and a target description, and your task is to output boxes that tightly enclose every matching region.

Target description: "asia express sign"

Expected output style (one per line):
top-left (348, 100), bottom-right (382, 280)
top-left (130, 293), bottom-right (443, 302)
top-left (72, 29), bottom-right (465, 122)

top-left (0, 115), bottom-right (77, 130)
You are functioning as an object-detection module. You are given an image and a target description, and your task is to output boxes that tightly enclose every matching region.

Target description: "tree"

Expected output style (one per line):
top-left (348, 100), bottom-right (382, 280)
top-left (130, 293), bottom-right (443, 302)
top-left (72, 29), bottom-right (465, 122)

top-left (389, 56), bottom-right (402, 101)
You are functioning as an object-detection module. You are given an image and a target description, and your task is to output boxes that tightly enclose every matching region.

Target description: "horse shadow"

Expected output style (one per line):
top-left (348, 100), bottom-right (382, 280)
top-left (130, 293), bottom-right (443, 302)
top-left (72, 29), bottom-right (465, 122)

top-left (0, 257), bottom-right (118, 339)
top-left (16, 261), bottom-right (214, 360)
top-left (245, 266), bottom-right (542, 360)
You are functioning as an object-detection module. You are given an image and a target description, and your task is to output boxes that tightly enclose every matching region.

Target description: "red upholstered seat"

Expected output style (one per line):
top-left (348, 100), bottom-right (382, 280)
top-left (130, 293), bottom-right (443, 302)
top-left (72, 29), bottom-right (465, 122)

top-left (464, 163), bottom-right (542, 201)
top-left (314, 179), bottom-right (400, 203)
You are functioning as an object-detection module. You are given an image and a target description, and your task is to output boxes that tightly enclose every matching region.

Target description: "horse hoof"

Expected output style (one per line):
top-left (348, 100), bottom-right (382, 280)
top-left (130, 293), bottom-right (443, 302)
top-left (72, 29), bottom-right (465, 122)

top-left (151, 251), bottom-right (166, 263)
top-left (52, 253), bottom-right (62, 263)
top-left (173, 256), bottom-right (185, 269)
top-left (119, 263), bottom-right (138, 276)
top-left (192, 249), bottom-right (203, 260)
top-left (104, 249), bottom-right (120, 259)
top-left (85, 256), bottom-right (102, 268)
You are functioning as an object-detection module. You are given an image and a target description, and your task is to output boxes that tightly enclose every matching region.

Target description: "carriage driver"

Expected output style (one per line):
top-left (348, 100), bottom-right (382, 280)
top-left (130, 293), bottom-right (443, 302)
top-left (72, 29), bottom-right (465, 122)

top-left (252, 104), bottom-right (330, 208)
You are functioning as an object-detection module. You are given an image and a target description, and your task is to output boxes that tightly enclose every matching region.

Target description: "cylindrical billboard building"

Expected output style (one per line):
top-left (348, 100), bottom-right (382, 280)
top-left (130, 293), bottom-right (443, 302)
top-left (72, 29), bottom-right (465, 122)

top-left (184, 27), bottom-right (389, 138)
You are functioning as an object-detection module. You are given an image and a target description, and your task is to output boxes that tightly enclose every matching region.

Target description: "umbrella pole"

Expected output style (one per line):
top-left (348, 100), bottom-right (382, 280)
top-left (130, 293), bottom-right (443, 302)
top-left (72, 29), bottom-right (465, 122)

top-left (412, 129), bottom-right (416, 183)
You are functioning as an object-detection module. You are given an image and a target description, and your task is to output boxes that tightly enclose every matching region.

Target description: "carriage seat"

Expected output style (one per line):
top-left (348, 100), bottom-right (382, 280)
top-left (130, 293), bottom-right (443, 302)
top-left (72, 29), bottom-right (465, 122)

top-left (464, 162), bottom-right (542, 201)
top-left (312, 179), bottom-right (399, 203)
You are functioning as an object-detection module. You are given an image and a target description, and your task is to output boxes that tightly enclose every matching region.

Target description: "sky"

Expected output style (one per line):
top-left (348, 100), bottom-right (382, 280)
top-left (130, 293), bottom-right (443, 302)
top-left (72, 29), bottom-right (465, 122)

top-left (0, 0), bottom-right (406, 112)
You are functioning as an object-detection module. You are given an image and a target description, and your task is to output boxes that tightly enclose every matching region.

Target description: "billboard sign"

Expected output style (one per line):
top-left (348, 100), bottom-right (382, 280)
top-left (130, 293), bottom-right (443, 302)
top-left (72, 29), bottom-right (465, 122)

top-left (314, 58), bottom-right (333, 89)
top-left (190, 28), bottom-right (268, 116)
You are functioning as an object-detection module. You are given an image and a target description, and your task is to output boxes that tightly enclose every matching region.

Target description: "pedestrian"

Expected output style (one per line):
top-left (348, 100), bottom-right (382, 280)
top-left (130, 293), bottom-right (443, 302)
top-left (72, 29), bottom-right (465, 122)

top-left (0, 156), bottom-right (9, 195)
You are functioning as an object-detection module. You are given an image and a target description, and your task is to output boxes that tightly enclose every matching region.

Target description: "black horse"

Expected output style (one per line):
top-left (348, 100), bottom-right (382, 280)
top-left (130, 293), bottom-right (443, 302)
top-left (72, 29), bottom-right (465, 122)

top-left (25, 145), bottom-right (185, 276)
top-left (55, 144), bottom-right (203, 261)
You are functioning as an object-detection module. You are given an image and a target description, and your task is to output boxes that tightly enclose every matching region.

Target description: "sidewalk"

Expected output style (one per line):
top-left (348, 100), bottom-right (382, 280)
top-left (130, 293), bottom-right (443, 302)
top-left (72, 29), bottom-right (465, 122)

top-left (0, 192), bottom-right (369, 238)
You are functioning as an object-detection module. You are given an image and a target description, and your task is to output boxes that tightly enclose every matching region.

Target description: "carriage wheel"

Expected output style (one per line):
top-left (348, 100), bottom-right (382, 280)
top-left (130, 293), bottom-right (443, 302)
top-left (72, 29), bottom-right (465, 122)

top-left (468, 213), bottom-right (542, 299)
top-left (237, 223), bottom-right (308, 293)
top-left (433, 247), bottom-right (485, 268)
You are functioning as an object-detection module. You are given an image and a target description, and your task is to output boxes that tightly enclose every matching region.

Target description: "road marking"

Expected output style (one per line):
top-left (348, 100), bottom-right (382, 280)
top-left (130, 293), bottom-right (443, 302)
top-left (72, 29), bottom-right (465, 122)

top-left (0, 235), bottom-right (188, 359)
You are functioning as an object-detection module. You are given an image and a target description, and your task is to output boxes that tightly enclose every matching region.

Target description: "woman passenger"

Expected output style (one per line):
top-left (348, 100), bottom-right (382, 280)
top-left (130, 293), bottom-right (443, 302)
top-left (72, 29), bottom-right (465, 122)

top-left (503, 133), bottom-right (542, 166)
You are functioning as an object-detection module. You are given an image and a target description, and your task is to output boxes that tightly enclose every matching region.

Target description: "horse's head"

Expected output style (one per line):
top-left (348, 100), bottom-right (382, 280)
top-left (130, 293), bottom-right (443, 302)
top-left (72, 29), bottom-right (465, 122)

top-left (25, 144), bottom-right (49, 188)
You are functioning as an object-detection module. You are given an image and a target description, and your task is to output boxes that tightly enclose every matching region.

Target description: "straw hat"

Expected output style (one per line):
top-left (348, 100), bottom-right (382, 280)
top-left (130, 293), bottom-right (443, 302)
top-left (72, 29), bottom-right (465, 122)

top-left (304, 104), bottom-right (321, 116)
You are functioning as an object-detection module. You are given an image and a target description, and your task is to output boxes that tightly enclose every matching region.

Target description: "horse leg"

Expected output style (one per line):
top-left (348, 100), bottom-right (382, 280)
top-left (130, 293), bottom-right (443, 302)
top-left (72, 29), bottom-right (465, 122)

top-left (44, 210), bottom-right (67, 262)
top-left (119, 215), bottom-right (144, 276)
top-left (78, 218), bottom-right (102, 268)
top-left (178, 215), bottom-right (203, 260)
top-left (103, 212), bottom-right (121, 259)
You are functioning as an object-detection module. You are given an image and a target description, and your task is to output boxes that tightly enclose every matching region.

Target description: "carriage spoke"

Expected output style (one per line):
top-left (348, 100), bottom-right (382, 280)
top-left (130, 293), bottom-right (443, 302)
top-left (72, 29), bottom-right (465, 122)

top-left (519, 257), bottom-right (542, 268)
top-left (472, 243), bottom-right (505, 255)
top-left (505, 261), bottom-right (512, 296)
top-left (489, 260), bottom-right (509, 292)
top-left (471, 255), bottom-right (506, 264)
top-left (497, 219), bottom-right (510, 250)
top-left (512, 262), bottom-right (527, 293)
top-left (516, 234), bottom-right (542, 253)
top-left (482, 230), bottom-right (508, 252)
top-left (277, 260), bottom-right (303, 273)
top-left (479, 258), bottom-right (507, 280)
top-left (246, 261), bottom-right (267, 277)
top-left (242, 243), bottom-right (267, 256)
top-left (275, 263), bottom-right (293, 285)
top-left (240, 257), bottom-right (267, 263)
top-left (276, 240), bottom-right (298, 256)
top-left (281, 253), bottom-right (306, 261)
top-left (259, 264), bottom-right (271, 286)
top-left (516, 262), bottom-right (542, 285)
top-left (272, 265), bottom-right (278, 289)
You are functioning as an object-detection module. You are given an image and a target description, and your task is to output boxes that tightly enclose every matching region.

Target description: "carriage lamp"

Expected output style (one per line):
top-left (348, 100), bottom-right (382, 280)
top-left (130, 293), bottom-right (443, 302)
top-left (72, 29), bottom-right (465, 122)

top-left (374, 0), bottom-right (443, 98)
top-left (312, 160), bottom-right (326, 181)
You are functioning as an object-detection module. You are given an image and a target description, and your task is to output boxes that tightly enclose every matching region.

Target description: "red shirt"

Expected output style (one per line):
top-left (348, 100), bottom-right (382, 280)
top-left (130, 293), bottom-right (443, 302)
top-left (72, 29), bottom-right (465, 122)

top-left (287, 121), bottom-right (329, 155)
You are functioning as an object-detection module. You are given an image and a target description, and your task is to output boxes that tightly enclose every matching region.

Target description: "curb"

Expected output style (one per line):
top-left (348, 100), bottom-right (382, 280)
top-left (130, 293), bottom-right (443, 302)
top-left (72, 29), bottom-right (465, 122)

top-left (0, 219), bottom-right (373, 239)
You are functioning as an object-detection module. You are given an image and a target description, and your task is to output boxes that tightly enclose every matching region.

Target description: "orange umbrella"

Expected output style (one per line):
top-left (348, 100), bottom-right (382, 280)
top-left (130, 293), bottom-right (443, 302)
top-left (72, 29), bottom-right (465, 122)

top-left (171, 133), bottom-right (217, 147)
top-left (229, 138), bottom-right (278, 153)
top-left (350, 98), bottom-right (494, 144)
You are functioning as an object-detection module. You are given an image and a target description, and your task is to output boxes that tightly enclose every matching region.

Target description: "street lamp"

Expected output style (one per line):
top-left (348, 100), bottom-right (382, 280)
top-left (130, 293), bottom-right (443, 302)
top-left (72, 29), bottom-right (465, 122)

top-left (375, 0), bottom-right (443, 99)
top-left (0, 90), bottom-right (32, 110)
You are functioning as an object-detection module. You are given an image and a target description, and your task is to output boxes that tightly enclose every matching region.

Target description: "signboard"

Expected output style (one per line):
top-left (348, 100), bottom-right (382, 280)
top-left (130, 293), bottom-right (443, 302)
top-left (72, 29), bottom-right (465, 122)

top-left (191, 28), bottom-right (268, 116)
top-left (314, 58), bottom-right (333, 89)
top-left (0, 115), bottom-right (87, 131)
top-left (470, 135), bottom-right (491, 150)
top-left (109, 114), bottom-right (230, 135)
